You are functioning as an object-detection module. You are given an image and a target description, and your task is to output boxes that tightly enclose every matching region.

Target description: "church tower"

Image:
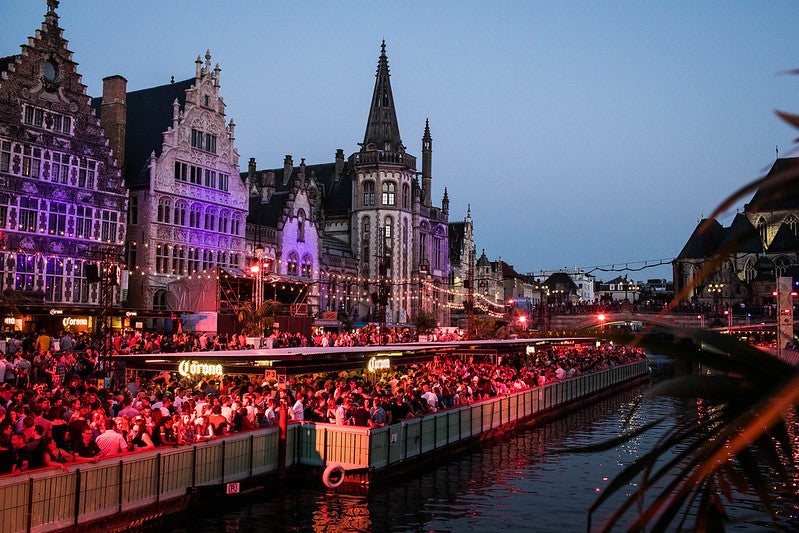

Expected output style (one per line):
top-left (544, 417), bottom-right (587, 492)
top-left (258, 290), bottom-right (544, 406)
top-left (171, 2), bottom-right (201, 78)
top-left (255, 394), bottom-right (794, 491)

top-left (350, 41), bottom-right (417, 325)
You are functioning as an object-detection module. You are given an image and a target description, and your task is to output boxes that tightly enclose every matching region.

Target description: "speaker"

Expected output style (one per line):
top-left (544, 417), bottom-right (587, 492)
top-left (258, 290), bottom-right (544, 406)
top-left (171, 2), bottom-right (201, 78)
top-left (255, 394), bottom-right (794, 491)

top-left (86, 264), bottom-right (101, 283)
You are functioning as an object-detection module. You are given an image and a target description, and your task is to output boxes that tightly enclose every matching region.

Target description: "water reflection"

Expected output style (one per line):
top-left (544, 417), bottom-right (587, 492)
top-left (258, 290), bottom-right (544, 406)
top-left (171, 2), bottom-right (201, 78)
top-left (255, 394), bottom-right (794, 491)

top-left (147, 382), bottom-right (797, 532)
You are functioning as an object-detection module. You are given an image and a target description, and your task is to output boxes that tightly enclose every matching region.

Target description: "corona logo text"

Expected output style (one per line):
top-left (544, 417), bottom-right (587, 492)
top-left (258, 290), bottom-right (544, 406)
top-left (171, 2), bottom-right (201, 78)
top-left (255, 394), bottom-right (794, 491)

top-left (62, 317), bottom-right (88, 327)
top-left (367, 357), bottom-right (391, 372)
top-left (178, 360), bottom-right (223, 377)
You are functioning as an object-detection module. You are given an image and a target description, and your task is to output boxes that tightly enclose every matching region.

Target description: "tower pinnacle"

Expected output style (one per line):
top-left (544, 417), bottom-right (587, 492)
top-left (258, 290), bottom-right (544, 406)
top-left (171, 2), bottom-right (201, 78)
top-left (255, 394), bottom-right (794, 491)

top-left (361, 41), bottom-right (403, 153)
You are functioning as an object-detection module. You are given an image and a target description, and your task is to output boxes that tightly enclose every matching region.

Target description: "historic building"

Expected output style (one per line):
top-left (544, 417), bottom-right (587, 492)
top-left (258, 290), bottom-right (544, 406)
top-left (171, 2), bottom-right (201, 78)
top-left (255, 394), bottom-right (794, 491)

top-left (447, 207), bottom-right (476, 327)
top-left (0, 1), bottom-right (127, 334)
top-left (246, 42), bottom-right (451, 328)
top-left (673, 157), bottom-right (799, 313)
top-left (95, 51), bottom-right (247, 317)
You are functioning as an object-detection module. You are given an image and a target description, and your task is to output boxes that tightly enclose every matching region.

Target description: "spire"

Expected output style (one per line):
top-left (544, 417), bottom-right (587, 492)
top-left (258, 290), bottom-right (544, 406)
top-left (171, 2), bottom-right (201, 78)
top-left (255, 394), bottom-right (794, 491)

top-left (421, 118), bottom-right (432, 207)
top-left (361, 40), bottom-right (403, 152)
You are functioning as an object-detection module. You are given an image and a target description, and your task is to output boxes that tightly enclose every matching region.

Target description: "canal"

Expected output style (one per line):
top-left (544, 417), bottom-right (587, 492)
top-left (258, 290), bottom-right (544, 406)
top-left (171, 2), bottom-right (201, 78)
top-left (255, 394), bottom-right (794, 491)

top-left (146, 375), bottom-right (798, 532)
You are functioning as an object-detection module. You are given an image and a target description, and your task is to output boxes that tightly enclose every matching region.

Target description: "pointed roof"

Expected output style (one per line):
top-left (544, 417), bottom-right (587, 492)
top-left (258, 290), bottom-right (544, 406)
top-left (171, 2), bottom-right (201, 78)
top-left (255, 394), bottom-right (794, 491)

top-left (718, 212), bottom-right (762, 254)
top-left (745, 157), bottom-right (799, 213)
top-left (676, 218), bottom-right (726, 259)
top-left (361, 40), bottom-right (403, 152)
top-left (768, 222), bottom-right (799, 253)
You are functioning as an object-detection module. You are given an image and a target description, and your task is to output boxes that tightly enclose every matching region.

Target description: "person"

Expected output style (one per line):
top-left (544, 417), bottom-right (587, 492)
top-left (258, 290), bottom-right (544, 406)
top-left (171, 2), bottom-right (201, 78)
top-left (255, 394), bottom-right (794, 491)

top-left (207, 405), bottom-right (228, 436)
top-left (10, 432), bottom-right (30, 473)
top-left (95, 419), bottom-right (127, 456)
top-left (41, 437), bottom-right (73, 471)
top-left (73, 427), bottom-right (101, 462)
top-left (369, 396), bottom-right (387, 428)
top-left (153, 416), bottom-right (177, 446)
top-left (350, 400), bottom-right (370, 427)
top-left (128, 416), bottom-right (155, 451)
top-left (334, 397), bottom-right (351, 426)
top-left (0, 435), bottom-right (15, 474)
top-left (263, 397), bottom-right (278, 427)
top-left (290, 393), bottom-right (305, 422)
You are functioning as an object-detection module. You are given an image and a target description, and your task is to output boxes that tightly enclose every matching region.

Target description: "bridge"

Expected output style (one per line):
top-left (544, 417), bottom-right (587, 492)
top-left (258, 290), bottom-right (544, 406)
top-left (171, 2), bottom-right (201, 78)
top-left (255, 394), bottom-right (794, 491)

top-left (544, 310), bottom-right (777, 332)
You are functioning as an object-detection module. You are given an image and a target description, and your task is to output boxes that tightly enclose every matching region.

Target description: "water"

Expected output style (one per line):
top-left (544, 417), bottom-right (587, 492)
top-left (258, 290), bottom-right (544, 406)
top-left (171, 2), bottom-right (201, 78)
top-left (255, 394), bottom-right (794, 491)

top-left (147, 379), bottom-right (797, 532)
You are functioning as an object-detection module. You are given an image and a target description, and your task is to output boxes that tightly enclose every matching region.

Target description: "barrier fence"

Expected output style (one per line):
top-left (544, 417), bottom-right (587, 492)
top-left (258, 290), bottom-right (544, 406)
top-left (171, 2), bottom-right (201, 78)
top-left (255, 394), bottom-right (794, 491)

top-left (0, 361), bottom-right (648, 533)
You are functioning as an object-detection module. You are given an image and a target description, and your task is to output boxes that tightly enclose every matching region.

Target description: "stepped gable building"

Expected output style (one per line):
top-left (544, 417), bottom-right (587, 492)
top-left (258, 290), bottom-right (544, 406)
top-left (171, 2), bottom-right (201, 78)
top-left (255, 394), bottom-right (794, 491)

top-left (673, 157), bottom-right (799, 309)
top-left (246, 42), bottom-right (450, 328)
top-left (95, 51), bottom-right (247, 314)
top-left (0, 1), bottom-right (127, 334)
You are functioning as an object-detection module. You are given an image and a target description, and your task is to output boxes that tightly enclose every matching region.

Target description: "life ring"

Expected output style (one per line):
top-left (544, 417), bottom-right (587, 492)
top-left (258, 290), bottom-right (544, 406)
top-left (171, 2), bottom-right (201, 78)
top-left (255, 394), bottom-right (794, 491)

top-left (322, 463), bottom-right (346, 489)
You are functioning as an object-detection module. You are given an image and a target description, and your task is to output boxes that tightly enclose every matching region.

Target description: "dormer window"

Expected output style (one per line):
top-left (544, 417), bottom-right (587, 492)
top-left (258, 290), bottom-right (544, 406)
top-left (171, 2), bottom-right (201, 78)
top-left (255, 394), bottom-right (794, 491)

top-left (191, 128), bottom-right (217, 153)
top-left (204, 95), bottom-right (210, 107)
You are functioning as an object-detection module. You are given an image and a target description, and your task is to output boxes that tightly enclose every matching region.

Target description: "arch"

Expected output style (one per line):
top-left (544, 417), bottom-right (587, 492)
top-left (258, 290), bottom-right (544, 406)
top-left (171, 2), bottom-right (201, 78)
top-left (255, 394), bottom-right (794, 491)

top-left (153, 289), bottom-right (168, 311)
top-left (297, 208), bottom-right (306, 242)
top-left (382, 181), bottom-right (396, 206)
top-left (363, 181), bottom-right (375, 207)
top-left (783, 214), bottom-right (798, 235)
top-left (158, 197), bottom-right (172, 223)
top-left (757, 216), bottom-right (768, 243)
top-left (287, 251), bottom-right (299, 276)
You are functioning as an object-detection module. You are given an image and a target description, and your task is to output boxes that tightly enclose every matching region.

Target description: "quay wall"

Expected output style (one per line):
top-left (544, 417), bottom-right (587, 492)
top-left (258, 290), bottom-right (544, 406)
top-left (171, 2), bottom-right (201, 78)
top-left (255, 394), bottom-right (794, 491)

top-left (0, 361), bottom-right (649, 533)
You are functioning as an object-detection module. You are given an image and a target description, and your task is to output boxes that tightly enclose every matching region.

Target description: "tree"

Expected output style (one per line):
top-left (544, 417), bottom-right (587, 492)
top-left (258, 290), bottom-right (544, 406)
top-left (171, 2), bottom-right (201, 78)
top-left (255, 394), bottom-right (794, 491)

top-left (577, 87), bottom-right (799, 531)
top-left (237, 300), bottom-right (276, 337)
top-left (414, 310), bottom-right (437, 334)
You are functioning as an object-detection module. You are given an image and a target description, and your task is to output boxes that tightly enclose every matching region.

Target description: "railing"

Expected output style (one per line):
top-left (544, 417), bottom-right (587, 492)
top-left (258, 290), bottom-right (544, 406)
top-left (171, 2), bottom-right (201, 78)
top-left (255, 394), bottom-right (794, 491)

top-left (0, 361), bottom-right (648, 533)
top-left (348, 151), bottom-right (416, 170)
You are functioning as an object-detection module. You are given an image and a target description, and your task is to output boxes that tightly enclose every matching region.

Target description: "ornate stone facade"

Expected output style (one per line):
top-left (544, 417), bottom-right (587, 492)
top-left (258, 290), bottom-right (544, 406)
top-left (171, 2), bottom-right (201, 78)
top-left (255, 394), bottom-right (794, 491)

top-left (0, 2), bottom-right (126, 330)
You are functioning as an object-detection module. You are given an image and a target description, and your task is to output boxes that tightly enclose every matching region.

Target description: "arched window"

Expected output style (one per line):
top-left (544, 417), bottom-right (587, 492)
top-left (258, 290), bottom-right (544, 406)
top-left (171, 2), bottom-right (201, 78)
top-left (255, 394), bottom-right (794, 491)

top-left (757, 217), bottom-right (768, 244)
top-left (775, 256), bottom-right (790, 277)
top-left (287, 252), bottom-right (299, 276)
top-left (174, 201), bottom-right (187, 226)
top-left (402, 184), bottom-right (410, 209)
top-left (153, 290), bottom-right (168, 311)
top-left (383, 216), bottom-right (393, 252)
top-left (382, 182), bottom-right (396, 206)
top-left (157, 197), bottom-right (172, 223)
top-left (189, 204), bottom-right (202, 229)
top-left (301, 254), bottom-right (313, 278)
top-left (363, 181), bottom-right (375, 207)
top-left (218, 210), bottom-right (230, 234)
top-left (743, 257), bottom-right (756, 282)
top-left (204, 207), bottom-right (217, 231)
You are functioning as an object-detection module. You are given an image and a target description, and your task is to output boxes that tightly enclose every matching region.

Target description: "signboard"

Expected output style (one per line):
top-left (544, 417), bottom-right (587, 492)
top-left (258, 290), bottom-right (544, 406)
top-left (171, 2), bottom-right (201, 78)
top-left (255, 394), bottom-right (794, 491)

top-left (178, 360), bottom-right (223, 377)
top-left (226, 482), bottom-right (240, 494)
top-left (367, 357), bottom-right (391, 372)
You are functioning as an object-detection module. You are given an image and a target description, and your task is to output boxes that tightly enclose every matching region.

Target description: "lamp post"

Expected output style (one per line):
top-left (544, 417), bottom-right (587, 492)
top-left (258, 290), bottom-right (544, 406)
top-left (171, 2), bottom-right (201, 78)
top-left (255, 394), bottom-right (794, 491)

top-left (252, 243), bottom-right (265, 306)
top-left (707, 283), bottom-right (724, 315)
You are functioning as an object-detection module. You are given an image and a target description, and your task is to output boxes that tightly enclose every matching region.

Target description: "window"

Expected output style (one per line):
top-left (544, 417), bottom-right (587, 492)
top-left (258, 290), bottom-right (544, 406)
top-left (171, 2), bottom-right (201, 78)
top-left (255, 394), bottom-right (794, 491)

top-left (216, 250), bottom-right (227, 268)
top-left (0, 141), bottom-right (10, 172)
top-left (218, 211), bottom-right (229, 234)
top-left (382, 182), bottom-right (395, 206)
top-left (403, 184), bottom-right (410, 209)
top-left (203, 250), bottom-right (214, 271)
top-left (153, 290), bottom-right (168, 311)
top-left (434, 237), bottom-right (442, 269)
top-left (22, 145), bottom-right (42, 178)
top-left (78, 159), bottom-right (96, 189)
top-left (191, 129), bottom-right (217, 153)
top-left (174, 161), bottom-right (188, 182)
top-left (174, 202), bottom-right (186, 226)
top-left (45, 257), bottom-right (64, 302)
top-left (187, 248), bottom-right (200, 273)
top-left (231, 215), bottom-right (240, 236)
top-left (757, 217), bottom-right (768, 244)
top-left (15, 254), bottom-right (36, 291)
top-left (189, 204), bottom-right (201, 229)
top-left (204, 169), bottom-right (216, 189)
top-left (419, 233), bottom-right (428, 263)
top-left (301, 255), bottom-right (313, 278)
top-left (287, 252), bottom-right (299, 276)
top-left (48, 202), bottom-right (67, 235)
top-left (785, 214), bottom-right (798, 236)
top-left (363, 181), bottom-right (375, 206)
top-left (189, 165), bottom-right (202, 185)
top-left (18, 197), bottom-right (39, 232)
top-left (155, 243), bottom-right (169, 274)
top-left (172, 246), bottom-right (185, 275)
top-left (157, 197), bottom-right (171, 223)
top-left (23, 105), bottom-right (71, 134)
top-left (204, 208), bottom-right (216, 231)
top-left (75, 206), bottom-right (93, 238)
top-left (0, 193), bottom-right (10, 229)
top-left (101, 211), bottom-right (118, 242)
top-left (49, 152), bottom-right (70, 183)
top-left (218, 172), bottom-right (229, 192)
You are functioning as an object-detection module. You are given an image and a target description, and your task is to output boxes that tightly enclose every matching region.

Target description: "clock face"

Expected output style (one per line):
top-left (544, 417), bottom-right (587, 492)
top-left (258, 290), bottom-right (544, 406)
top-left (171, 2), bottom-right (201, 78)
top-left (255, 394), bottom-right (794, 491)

top-left (43, 60), bottom-right (57, 82)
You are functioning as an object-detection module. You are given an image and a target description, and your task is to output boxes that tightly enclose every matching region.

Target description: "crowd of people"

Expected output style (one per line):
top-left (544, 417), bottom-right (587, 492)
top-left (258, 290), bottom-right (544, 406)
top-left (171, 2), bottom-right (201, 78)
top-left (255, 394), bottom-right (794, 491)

top-left (0, 327), bottom-right (647, 477)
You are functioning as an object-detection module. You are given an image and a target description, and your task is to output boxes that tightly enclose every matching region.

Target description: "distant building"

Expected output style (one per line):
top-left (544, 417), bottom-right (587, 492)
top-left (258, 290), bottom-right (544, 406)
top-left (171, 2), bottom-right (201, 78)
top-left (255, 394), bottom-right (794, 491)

top-left (95, 51), bottom-right (247, 321)
top-left (447, 207), bottom-right (476, 327)
top-left (0, 2), bottom-right (127, 334)
top-left (673, 157), bottom-right (799, 311)
top-left (245, 42), bottom-right (452, 329)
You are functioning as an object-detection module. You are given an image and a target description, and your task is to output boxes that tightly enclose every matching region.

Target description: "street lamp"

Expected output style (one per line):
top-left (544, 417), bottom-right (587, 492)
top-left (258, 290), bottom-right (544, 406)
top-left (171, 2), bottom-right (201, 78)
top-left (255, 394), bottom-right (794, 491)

top-left (598, 313), bottom-right (606, 332)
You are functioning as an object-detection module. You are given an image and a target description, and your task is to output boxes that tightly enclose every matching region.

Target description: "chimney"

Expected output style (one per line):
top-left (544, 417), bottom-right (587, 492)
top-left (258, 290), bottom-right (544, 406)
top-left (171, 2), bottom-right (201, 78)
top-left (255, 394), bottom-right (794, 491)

top-left (335, 149), bottom-right (345, 178)
top-left (101, 75), bottom-right (127, 169)
top-left (283, 155), bottom-right (293, 186)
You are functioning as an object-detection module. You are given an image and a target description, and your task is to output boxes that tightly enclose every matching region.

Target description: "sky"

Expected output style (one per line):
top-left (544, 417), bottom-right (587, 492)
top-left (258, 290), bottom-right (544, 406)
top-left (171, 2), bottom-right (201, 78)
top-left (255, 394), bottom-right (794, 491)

top-left (3, 1), bottom-right (798, 283)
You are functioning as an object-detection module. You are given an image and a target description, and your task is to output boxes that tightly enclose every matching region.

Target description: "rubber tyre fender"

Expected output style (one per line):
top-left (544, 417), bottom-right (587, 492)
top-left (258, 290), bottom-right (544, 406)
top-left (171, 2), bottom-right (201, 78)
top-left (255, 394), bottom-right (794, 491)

top-left (322, 463), bottom-right (345, 489)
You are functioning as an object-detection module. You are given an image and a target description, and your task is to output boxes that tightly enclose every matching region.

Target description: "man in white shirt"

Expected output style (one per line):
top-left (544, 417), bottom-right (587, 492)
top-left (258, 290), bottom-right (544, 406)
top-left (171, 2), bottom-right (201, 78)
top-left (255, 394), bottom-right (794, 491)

top-left (95, 419), bottom-right (128, 456)
top-left (291, 393), bottom-right (305, 421)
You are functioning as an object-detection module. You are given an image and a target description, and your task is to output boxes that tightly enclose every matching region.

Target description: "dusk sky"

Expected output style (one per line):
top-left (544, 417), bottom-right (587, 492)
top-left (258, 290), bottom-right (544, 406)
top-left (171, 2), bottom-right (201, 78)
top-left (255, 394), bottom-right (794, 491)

top-left (4, 1), bottom-right (798, 282)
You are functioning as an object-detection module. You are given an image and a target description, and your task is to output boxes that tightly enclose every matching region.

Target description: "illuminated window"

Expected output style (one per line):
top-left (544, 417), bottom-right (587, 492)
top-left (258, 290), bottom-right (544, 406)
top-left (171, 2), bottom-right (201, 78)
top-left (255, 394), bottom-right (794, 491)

top-left (75, 206), bottom-right (93, 238)
top-left (77, 159), bottom-right (96, 189)
top-left (101, 210), bottom-right (118, 242)
top-left (18, 197), bottom-right (39, 232)
top-left (155, 243), bottom-right (169, 274)
top-left (173, 246), bottom-right (185, 275)
top-left (381, 182), bottom-right (395, 206)
top-left (48, 202), bottom-right (67, 235)
top-left (45, 257), bottom-right (64, 302)
top-left (363, 181), bottom-right (375, 206)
